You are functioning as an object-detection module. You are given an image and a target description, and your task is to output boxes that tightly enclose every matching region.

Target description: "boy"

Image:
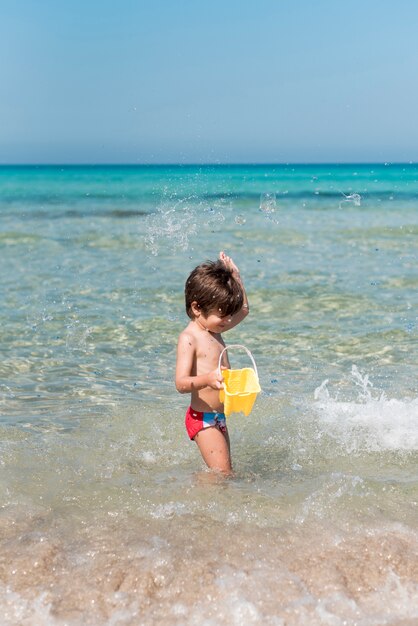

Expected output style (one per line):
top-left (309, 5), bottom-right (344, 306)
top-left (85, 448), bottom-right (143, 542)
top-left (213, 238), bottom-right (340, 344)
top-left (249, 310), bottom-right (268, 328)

top-left (175, 251), bottom-right (249, 475)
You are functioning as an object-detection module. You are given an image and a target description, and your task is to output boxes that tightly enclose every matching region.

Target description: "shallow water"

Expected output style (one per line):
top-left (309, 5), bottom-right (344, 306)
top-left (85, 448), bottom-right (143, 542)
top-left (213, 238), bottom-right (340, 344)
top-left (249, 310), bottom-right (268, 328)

top-left (0, 164), bottom-right (417, 624)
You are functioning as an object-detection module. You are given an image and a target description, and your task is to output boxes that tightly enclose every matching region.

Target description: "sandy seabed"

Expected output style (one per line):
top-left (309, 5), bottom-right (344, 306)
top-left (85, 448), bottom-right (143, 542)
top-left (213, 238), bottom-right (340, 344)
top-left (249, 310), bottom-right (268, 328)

top-left (1, 507), bottom-right (417, 626)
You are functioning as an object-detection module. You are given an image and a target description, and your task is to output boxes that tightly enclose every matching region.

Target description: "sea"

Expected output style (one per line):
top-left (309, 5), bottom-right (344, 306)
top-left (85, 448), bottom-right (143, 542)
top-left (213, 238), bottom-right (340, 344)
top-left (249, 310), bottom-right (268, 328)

top-left (0, 163), bottom-right (417, 625)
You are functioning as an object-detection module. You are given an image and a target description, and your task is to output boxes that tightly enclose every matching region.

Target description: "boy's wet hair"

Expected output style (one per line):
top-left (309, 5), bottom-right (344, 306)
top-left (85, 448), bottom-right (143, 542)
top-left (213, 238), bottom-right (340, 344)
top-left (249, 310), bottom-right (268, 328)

top-left (185, 259), bottom-right (244, 319)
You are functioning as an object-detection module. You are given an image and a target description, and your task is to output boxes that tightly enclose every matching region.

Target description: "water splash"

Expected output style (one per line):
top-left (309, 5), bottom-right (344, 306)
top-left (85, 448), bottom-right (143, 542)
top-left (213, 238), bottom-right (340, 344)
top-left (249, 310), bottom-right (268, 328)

top-left (28, 308), bottom-right (54, 332)
top-left (313, 367), bottom-right (418, 452)
top-left (351, 364), bottom-right (376, 402)
top-left (144, 195), bottom-right (229, 256)
top-left (259, 192), bottom-right (277, 214)
top-left (65, 318), bottom-right (93, 353)
top-left (234, 214), bottom-right (246, 225)
top-left (145, 199), bottom-right (199, 256)
top-left (339, 192), bottom-right (361, 208)
top-left (313, 378), bottom-right (330, 401)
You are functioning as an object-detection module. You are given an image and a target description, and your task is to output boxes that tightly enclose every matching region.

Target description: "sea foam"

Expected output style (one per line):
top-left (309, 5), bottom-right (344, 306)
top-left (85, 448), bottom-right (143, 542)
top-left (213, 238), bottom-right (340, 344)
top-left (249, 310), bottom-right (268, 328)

top-left (313, 366), bottom-right (418, 453)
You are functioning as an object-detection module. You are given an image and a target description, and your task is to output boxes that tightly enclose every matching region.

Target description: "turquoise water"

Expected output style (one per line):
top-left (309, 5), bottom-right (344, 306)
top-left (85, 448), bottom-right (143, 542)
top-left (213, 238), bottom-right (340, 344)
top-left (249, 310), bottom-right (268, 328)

top-left (1, 164), bottom-right (417, 624)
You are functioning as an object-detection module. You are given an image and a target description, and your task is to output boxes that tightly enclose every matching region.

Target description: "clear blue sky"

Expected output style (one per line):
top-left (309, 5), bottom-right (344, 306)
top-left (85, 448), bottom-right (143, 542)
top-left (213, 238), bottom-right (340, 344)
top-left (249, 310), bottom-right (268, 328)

top-left (1, 0), bottom-right (418, 164)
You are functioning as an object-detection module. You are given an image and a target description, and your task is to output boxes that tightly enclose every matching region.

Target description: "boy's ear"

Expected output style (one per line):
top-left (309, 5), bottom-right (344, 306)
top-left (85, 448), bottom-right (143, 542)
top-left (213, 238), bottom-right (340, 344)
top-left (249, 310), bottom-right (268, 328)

top-left (190, 301), bottom-right (200, 317)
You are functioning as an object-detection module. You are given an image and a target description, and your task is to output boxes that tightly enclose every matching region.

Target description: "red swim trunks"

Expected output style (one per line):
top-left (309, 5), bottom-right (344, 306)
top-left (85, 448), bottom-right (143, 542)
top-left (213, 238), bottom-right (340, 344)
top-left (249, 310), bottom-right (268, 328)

top-left (185, 406), bottom-right (227, 440)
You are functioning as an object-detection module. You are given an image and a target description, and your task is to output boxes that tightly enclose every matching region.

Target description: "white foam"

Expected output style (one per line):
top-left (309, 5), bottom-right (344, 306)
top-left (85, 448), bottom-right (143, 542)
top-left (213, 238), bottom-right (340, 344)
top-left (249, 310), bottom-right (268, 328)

top-left (0, 587), bottom-right (53, 626)
top-left (313, 367), bottom-right (418, 452)
top-left (151, 501), bottom-right (190, 519)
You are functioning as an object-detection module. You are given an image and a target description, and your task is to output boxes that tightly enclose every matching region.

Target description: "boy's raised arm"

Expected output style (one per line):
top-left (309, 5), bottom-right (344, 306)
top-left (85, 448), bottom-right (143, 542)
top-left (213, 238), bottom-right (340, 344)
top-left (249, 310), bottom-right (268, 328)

top-left (219, 251), bottom-right (249, 330)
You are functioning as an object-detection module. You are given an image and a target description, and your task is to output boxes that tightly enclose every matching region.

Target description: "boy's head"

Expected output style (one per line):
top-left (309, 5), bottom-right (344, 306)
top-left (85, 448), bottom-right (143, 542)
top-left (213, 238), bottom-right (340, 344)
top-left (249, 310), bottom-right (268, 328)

top-left (185, 259), bottom-right (243, 320)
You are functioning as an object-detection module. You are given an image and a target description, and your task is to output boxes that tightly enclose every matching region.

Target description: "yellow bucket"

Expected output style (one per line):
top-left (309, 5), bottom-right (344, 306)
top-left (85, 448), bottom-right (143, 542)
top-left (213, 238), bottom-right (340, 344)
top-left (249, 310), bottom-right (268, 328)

top-left (218, 344), bottom-right (261, 416)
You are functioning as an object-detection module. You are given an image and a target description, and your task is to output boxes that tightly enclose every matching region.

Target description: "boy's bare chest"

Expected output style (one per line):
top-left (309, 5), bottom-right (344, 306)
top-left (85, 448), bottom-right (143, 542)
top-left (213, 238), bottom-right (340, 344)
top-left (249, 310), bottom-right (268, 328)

top-left (195, 333), bottom-right (224, 369)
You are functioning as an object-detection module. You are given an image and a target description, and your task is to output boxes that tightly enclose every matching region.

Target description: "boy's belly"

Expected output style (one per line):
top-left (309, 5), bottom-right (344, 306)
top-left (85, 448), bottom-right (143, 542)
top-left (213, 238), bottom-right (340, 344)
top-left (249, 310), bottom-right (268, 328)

top-left (191, 387), bottom-right (224, 413)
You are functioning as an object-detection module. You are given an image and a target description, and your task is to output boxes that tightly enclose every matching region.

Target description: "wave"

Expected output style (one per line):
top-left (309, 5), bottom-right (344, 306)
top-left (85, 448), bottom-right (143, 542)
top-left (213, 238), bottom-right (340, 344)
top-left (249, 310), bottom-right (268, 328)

top-left (0, 207), bottom-right (149, 220)
top-left (2, 189), bottom-right (418, 205)
top-left (202, 190), bottom-right (418, 201)
top-left (313, 367), bottom-right (418, 453)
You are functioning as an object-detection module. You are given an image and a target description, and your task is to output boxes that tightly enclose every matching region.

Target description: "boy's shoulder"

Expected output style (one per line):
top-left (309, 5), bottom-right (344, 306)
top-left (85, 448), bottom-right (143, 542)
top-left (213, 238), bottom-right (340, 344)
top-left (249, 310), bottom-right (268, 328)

top-left (178, 322), bottom-right (198, 346)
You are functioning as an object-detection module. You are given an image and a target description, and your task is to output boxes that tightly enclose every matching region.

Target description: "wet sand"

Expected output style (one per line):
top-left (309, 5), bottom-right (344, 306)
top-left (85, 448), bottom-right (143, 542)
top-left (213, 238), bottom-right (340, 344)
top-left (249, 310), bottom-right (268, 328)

top-left (1, 505), bottom-right (417, 625)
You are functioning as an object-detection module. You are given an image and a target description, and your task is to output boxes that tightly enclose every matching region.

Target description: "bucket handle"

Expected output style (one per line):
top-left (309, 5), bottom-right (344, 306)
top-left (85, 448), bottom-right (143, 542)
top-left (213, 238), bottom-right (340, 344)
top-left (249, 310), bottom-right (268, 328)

top-left (218, 344), bottom-right (259, 380)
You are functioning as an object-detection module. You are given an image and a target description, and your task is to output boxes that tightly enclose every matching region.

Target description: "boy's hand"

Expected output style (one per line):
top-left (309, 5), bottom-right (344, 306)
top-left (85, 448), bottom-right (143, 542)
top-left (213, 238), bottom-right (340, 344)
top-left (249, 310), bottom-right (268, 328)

top-left (219, 251), bottom-right (240, 276)
top-left (207, 367), bottom-right (225, 390)
top-left (219, 250), bottom-right (249, 321)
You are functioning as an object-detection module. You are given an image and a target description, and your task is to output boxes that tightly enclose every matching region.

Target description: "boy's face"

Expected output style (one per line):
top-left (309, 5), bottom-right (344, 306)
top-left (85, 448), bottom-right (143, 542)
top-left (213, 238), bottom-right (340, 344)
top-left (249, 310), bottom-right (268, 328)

top-left (191, 302), bottom-right (232, 333)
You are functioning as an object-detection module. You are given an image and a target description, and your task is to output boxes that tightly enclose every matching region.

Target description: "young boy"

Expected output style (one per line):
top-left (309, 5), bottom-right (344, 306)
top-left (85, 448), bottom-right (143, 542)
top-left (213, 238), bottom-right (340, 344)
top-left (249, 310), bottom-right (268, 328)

top-left (175, 251), bottom-right (249, 475)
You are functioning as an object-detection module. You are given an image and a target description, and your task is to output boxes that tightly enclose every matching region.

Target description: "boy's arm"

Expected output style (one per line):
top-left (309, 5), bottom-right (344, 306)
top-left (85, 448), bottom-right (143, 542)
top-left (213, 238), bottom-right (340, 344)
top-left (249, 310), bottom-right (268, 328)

top-left (175, 332), bottom-right (223, 393)
top-left (219, 251), bottom-right (249, 331)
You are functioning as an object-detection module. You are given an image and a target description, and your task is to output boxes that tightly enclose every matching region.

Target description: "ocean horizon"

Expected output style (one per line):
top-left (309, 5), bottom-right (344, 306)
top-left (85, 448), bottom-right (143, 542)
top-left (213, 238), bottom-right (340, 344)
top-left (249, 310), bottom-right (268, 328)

top-left (1, 160), bottom-right (417, 166)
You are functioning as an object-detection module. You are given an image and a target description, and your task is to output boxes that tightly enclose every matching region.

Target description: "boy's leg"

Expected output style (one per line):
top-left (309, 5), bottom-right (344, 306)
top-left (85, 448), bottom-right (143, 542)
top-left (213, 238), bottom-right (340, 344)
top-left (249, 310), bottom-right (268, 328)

top-left (194, 426), bottom-right (232, 475)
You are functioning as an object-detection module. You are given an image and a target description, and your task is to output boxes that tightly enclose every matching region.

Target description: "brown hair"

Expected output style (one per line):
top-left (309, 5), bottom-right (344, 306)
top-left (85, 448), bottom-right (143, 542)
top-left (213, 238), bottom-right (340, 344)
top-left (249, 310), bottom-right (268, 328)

top-left (185, 260), bottom-right (244, 319)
